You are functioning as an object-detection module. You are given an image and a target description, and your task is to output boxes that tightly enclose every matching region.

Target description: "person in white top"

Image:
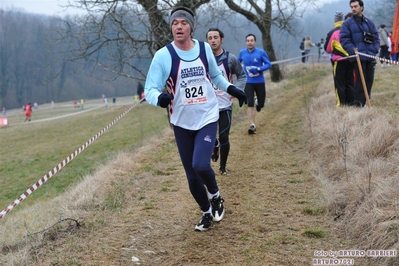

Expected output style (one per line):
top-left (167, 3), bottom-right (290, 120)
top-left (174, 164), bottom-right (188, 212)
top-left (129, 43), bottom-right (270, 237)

top-left (144, 6), bottom-right (247, 232)
top-left (206, 28), bottom-right (246, 176)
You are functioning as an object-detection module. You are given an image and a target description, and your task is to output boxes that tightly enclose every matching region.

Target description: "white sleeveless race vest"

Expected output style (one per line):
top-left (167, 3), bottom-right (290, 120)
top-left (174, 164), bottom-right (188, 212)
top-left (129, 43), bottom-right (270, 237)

top-left (215, 58), bottom-right (233, 110)
top-left (166, 41), bottom-right (219, 130)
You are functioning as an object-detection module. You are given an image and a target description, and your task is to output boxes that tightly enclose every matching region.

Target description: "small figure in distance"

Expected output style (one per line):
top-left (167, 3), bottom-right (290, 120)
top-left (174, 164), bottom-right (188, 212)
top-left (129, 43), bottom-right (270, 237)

top-left (24, 103), bottom-right (32, 122)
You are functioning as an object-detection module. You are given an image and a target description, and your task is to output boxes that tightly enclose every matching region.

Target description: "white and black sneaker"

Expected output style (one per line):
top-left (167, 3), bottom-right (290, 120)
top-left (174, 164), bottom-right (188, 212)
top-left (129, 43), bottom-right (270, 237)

top-left (211, 196), bottom-right (225, 222)
top-left (248, 124), bottom-right (257, 135)
top-left (195, 213), bottom-right (213, 232)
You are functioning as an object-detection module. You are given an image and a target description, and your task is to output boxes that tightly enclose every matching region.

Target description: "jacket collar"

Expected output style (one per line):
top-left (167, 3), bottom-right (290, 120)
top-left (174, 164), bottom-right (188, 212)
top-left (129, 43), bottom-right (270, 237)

top-left (334, 21), bottom-right (343, 28)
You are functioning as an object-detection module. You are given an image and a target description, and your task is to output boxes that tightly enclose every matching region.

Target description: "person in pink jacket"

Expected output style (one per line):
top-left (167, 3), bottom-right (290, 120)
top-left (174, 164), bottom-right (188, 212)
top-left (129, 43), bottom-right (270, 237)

top-left (325, 12), bottom-right (354, 107)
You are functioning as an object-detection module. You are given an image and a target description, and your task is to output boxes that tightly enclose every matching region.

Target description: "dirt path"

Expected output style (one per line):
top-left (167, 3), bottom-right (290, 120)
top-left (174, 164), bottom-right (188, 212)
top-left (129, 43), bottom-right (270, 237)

top-left (113, 65), bottom-right (350, 265)
top-left (35, 65), bottom-right (367, 265)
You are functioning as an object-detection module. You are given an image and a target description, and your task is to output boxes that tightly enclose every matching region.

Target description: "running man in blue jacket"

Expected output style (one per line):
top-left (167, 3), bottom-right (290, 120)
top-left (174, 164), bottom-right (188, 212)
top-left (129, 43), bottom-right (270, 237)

top-left (238, 34), bottom-right (272, 134)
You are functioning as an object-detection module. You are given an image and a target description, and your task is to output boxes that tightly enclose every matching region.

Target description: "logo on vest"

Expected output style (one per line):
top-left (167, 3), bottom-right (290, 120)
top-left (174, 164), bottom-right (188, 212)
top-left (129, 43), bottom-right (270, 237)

top-left (180, 66), bottom-right (205, 79)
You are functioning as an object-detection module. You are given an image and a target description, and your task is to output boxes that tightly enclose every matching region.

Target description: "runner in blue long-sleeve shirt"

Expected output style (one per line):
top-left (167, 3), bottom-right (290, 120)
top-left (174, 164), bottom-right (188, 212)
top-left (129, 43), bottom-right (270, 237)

top-left (238, 34), bottom-right (272, 134)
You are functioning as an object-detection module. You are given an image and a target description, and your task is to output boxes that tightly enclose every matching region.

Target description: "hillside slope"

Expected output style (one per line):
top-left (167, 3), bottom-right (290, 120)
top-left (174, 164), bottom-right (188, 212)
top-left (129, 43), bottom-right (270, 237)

top-left (1, 64), bottom-right (375, 265)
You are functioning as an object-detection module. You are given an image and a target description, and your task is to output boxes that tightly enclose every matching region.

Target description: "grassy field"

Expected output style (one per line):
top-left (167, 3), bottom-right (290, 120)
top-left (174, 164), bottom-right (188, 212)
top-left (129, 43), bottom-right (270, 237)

top-left (0, 97), bottom-right (171, 213)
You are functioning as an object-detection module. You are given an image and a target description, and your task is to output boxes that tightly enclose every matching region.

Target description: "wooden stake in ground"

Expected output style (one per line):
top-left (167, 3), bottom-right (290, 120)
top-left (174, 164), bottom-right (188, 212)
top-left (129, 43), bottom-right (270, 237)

top-left (354, 48), bottom-right (371, 108)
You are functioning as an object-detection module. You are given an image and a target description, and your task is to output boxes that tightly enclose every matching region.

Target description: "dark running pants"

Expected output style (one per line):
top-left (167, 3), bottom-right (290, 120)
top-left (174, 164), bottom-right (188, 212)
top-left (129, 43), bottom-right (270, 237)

top-left (173, 121), bottom-right (218, 212)
top-left (218, 110), bottom-right (231, 170)
top-left (334, 60), bottom-right (354, 107)
top-left (353, 60), bottom-right (376, 107)
top-left (379, 45), bottom-right (390, 64)
top-left (245, 83), bottom-right (266, 108)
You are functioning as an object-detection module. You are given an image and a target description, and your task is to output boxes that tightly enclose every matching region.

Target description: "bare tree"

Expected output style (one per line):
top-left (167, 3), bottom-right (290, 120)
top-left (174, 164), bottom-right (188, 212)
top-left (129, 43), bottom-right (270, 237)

top-left (224, 0), bottom-right (314, 82)
top-left (0, 10), bottom-right (45, 108)
top-left (369, 0), bottom-right (397, 28)
top-left (0, 9), bottom-right (12, 108)
top-left (56, 0), bottom-right (211, 82)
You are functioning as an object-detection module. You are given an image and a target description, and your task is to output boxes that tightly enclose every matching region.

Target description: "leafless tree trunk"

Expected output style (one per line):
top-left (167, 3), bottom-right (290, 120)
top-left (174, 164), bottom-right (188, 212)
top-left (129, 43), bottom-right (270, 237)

top-left (0, 10), bottom-right (13, 108)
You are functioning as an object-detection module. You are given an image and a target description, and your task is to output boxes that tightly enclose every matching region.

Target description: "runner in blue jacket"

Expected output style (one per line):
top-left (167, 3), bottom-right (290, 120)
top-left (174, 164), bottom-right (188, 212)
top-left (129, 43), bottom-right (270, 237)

top-left (238, 34), bottom-right (272, 134)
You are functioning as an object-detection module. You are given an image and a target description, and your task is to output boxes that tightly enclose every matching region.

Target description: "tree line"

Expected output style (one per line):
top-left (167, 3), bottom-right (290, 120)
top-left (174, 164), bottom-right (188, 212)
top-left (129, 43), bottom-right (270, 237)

top-left (0, 0), bottom-right (395, 110)
top-left (0, 10), bottom-right (136, 110)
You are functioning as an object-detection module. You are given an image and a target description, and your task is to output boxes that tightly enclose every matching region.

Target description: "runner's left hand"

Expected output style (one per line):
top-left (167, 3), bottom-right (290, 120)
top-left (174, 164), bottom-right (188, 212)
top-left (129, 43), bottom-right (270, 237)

top-left (227, 86), bottom-right (247, 107)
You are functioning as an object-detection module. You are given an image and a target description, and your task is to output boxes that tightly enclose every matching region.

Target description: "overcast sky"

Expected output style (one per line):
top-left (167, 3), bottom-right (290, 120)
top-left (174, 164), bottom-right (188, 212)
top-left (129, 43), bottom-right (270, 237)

top-left (0, 0), bottom-right (345, 16)
top-left (0, 0), bottom-right (79, 15)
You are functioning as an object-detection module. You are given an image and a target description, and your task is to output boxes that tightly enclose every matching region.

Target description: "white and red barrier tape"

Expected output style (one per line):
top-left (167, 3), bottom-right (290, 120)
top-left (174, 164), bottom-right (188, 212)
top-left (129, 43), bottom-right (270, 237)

top-left (0, 99), bottom-right (145, 220)
top-left (333, 52), bottom-right (399, 65)
top-left (336, 54), bottom-right (358, 61)
top-left (357, 52), bottom-right (399, 65)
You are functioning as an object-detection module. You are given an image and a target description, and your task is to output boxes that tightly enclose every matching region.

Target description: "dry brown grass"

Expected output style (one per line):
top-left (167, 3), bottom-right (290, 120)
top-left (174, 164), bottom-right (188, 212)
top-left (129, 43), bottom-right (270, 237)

top-left (1, 62), bottom-right (399, 265)
top-left (307, 64), bottom-right (399, 265)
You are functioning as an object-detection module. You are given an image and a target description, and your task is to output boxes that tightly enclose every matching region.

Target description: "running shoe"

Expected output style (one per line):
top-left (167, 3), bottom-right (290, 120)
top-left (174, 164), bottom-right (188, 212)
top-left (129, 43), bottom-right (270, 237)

top-left (219, 168), bottom-right (230, 176)
top-left (195, 213), bottom-right (213, 232)
top-left (210, 195), bottom-right (225, 222)
top-left (248, 124), bottom-right (257, 134)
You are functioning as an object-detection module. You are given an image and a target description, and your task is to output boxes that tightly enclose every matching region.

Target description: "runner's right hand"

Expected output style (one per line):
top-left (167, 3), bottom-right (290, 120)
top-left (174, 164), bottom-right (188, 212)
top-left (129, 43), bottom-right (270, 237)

top-left (158, 93), bottom-right (172, 108)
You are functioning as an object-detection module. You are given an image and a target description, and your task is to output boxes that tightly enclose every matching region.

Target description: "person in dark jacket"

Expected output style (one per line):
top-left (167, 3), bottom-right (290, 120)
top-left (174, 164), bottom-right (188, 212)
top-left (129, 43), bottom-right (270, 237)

top-left (137, 82), bottom-right (144, 99)
top-left (340, 0), bottom-right (379, 107)
top-left (300, 38), bottom-right (306, 63)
